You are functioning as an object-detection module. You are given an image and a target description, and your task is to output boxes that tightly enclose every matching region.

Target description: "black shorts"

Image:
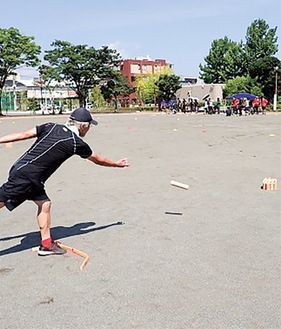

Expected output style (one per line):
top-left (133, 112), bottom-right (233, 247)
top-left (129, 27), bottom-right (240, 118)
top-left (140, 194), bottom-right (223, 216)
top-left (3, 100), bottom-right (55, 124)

top-left (0, 173), bottom-right (49, 211)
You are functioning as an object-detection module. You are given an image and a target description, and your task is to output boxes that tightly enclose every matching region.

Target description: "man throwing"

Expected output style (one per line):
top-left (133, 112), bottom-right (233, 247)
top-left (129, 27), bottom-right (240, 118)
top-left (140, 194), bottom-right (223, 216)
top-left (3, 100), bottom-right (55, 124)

top-left (0, 107), bottom-right (129, 256)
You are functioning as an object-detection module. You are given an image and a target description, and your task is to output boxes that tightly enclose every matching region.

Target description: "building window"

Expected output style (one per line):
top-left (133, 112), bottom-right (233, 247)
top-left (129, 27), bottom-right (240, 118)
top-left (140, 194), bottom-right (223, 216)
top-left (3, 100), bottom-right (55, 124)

top-left (131, 64), bottom-right (140, 74)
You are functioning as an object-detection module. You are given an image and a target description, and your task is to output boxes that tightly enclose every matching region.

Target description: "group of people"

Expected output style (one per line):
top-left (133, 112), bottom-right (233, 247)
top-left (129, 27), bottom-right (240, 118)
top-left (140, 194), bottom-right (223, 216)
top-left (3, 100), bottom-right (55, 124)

top-left (161, 95), bottom-right (269, 116)
top-left (175, 98), bottom-right (200, 114)
top-left (174, 97), bottom-right (222, 115)
top-left (204, 98), bottom-right (222, 115)
top-left (160, 99), bottom-right (176, 112)
top-left (232, 96), bottom-right (268, 116)
top-left (160, 98), bottom-right (200, 114)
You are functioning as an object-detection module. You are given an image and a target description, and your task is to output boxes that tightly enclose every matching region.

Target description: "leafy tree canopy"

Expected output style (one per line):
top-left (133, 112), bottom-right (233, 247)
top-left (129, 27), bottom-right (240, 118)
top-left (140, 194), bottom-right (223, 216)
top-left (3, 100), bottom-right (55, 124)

top-left (249, 56), bottom-right (280, 99)
top-left (135, 66), bottom-right (174, 106)
top-left (135, 73), bottom-right (159, 105)
top-left (0, 27), bottom-right (41, 114)
top-left (223, 75), bottom-right (262, 98)
top-left (244, 19), bottom-right (278, 65)
top-left (156, 74), bottom-right (181, 102)
top-left (42, 40), bottom-right (122, 107)
top-left (90, 86), bottom-right (106, 108)
top-left (100, 71), bottom-right (133, 103)
top-left (199, 18), bottom-right (279, 98)
top-left (199, 37), bottom-right (244, 83)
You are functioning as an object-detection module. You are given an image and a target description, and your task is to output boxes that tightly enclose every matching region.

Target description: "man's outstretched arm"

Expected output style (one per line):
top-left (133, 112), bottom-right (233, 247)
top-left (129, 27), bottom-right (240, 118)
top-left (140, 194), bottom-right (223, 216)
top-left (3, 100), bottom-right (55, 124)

top-left (0, 128), bottom-right (37, 143)
top-left (87, 152), bottom-right (129, 167)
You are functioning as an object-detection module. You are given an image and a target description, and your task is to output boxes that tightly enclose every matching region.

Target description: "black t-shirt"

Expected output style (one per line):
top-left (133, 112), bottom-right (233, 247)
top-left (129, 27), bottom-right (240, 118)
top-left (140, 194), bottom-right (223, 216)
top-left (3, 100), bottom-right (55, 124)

top-left (11, 123), bottom-right (92, 186)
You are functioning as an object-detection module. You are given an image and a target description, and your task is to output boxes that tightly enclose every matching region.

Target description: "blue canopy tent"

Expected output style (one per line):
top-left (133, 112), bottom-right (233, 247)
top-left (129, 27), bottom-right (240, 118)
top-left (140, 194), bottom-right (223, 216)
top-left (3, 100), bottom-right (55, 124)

top-left (226, 92), bottom-right (257, 100)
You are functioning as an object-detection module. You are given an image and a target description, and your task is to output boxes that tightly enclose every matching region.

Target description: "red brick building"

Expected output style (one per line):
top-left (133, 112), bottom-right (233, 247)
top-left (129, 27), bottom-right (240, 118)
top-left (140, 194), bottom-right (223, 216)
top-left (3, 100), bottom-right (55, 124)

top-left (119, 58), bottom-right (172, 104)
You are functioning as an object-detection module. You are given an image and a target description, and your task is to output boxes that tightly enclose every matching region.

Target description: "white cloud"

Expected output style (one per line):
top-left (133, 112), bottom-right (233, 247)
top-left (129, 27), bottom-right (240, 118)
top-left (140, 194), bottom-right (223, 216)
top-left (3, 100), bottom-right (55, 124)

top-left (106, 40), bottom-right (144, 59)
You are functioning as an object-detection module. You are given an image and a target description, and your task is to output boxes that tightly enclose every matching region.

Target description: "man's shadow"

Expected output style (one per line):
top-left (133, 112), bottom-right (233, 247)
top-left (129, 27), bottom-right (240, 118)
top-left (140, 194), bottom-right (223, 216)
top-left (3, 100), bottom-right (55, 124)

top-left (0, 221), bottom-right (123, 256)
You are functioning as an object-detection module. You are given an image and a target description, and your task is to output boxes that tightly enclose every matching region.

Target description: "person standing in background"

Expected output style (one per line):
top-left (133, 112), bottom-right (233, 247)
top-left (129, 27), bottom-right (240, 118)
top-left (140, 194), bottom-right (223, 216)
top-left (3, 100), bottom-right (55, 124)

top-left (253, 96), bottom-right (260, 114)
top-left (261, 96), bottom-right (268, 114)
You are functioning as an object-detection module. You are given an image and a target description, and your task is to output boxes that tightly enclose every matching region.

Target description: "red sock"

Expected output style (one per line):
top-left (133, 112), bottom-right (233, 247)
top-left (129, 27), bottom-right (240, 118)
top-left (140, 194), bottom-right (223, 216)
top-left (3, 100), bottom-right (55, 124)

top-left (42, 237), bottom-right (53, 247)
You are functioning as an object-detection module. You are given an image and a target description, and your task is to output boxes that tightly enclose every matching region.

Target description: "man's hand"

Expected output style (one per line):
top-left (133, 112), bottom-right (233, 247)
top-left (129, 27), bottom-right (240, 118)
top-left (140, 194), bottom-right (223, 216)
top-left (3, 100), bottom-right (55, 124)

top-left (116, 158), bottom-right (130, 167)
top-left (87, 153), bottom-right (130, 167)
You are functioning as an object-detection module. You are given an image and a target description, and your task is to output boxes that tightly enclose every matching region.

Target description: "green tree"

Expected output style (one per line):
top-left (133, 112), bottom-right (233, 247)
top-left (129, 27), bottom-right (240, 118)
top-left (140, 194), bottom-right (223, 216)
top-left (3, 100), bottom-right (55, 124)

top-left (43, 40), bottom-right (122, 107)
top-left (156, 74), bottom-right (181, 103)
top-left (223, 75), bottom-right (262, 98)
top-left (243, 19), bottom-right (279, 101)
top-left (199, 37), bottom-right (244, 83)
top-left (90, 86), bottom-right (106, 108)
top-left (135, 73), bottom-right (159, 106)
top-left (0, 27), bottom-right (41, 115)
top-left (26, 98), bottom-right (40, 113)
top-left (100, 72), bottom-right (133, 109)
top-left (244, 19), bottom-right (278, 68)
top-left (199, 19), bottom-right (279, 94)
top-left (134, 66), bottom-right (173, 106)
top-left (248, 56), bottom-right (281, 100)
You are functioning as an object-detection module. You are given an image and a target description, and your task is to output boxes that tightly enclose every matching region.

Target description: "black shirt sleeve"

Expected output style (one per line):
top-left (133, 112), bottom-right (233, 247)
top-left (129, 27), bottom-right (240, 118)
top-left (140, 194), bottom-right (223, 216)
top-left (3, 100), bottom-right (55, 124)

top-left (36, 122), bottom-right (54, 137)
top-left (75, 137), bottom-right (93, 159)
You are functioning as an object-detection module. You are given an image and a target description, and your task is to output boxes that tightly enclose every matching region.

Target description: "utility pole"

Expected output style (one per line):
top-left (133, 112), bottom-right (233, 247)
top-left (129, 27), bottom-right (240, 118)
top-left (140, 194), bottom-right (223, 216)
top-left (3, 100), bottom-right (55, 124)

top-left (12, 72), bottom-right (17, 111)
top-left (273, 66), bottom-right (278, 111)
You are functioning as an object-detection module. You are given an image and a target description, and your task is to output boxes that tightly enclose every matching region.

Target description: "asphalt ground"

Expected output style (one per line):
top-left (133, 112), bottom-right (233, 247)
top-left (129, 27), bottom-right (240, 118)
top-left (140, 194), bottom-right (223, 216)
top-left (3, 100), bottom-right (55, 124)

top-left (0, 112), bottom-right (280, 329)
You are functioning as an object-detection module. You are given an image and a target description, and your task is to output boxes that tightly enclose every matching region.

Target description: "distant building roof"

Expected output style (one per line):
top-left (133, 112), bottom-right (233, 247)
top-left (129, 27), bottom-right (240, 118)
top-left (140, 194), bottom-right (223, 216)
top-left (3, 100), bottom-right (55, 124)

top-left (5, 79), bottom-right (27, 88)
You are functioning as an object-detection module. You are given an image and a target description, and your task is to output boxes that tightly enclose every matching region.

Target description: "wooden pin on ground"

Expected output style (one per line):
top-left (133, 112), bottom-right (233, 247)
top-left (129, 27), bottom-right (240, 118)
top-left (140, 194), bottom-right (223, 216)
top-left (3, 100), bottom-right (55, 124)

top-left (5, 142), bottom-right (13, 148)
top-left (170, 180), bottom-right (189, 190)
top-left (261, 177), bottom-right (278, 190)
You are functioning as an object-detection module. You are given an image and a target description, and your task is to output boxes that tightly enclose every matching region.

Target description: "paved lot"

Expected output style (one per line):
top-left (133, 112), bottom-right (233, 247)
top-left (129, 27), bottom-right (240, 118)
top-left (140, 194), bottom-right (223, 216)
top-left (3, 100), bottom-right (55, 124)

top-left (0, 112), bottom-right (280, 329)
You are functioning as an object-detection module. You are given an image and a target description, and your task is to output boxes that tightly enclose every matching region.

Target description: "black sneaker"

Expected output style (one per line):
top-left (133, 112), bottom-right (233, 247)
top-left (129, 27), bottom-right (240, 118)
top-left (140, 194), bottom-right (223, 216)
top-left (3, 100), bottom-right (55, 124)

top-left (38, 241), bottom-right (67, 256)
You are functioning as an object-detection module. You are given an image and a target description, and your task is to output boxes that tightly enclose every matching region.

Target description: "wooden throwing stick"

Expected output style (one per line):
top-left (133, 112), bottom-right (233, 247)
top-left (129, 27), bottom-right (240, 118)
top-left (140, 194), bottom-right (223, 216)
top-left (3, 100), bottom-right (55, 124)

top-left (57, 242), bottom-right (90, 271)
top-left (32, 242), bottom-right (90, 271)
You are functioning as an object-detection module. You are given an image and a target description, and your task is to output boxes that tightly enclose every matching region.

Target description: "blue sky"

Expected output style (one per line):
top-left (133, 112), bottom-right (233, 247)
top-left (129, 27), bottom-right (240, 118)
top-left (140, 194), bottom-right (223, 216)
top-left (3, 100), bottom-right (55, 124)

top-left (1, 0), bottom-right (280, 79)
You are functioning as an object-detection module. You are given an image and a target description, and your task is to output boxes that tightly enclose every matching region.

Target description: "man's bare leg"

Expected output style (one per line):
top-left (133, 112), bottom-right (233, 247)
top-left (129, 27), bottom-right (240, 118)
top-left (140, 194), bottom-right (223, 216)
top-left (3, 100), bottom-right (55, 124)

top-left (34, 199), bottom-right (52, 241)
top-left (0, 201), bottom-right (4, 209)
top-left (34, 199), bottom-right (66, 255)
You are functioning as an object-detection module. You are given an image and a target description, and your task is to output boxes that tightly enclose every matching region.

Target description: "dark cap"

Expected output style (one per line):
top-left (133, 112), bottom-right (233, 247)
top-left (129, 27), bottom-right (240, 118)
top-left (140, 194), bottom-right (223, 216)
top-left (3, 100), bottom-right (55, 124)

top-left (69, 107), bottom-right (98, 125)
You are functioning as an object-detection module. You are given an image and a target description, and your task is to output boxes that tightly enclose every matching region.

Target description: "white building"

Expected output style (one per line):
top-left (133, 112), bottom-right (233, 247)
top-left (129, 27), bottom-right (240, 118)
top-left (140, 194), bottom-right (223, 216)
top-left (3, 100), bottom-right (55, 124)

top-left (177, 76), bottom-right (225, 102)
